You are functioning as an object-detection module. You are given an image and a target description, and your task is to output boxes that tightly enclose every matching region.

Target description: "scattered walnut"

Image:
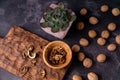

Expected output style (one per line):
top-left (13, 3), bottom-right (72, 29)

top-left (80, 8), bottom-right (87, 15)
top-left (78, 52), bottom-right (85, 61)
top-left (39, 69), bottom-right (46, 78)
top-left (107, 22), bottom-right (116, 31)
top-left (101, 30), bottom-right (110, 39)
top-left (88, 30), bottom-right (97, 38)
top-left (112, 8), bottom-right (120, 16)
top-left (89, 16), bottom-right (98, 25)
top-left (115, 35), bottom-right (120, 45)
top-left (72, 44), bottom-right (80, 52)
top-left (100, 5), bottom-right (109, 12)
top-left (72, 74), bottom-right (82, 80)
top-left (97, 54), bottom-right (106, 63)
top-left (77, 22), bottom-right (85, 30)
top-left (87, 72), bottom-right (98, 80)
top-left (107, 43), bottom-right (116, 51)
top-left (97, 37), bottom-right (106, 46)
top-left (79, 38), bottom-right (89, 47)
top-left (83, 58), bottom-right (92, 68)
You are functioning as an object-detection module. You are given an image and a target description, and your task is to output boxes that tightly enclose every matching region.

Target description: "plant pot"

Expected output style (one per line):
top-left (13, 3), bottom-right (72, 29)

top-left (40, 3), bottom-right (76, 39)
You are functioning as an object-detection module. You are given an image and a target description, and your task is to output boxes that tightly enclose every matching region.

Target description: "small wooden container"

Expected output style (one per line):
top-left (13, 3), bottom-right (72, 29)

top-left (43, 41), bottom-right (72, 69)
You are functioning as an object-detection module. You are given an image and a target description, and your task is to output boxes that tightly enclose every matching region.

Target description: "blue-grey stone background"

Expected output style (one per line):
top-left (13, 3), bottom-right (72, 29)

top-left (0, 0), bottom-right (120, 80)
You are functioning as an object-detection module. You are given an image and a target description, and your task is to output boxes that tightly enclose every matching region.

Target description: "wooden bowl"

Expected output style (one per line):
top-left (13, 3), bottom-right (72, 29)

top-left (43, 41), bottom-right (72, 69)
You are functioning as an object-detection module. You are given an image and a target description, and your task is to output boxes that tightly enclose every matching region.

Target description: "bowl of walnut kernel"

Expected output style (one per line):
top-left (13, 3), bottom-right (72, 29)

top-left (43, 41), bottom-right (72, 69)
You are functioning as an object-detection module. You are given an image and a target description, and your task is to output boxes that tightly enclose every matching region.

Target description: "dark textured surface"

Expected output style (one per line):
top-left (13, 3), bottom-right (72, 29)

top-left (0, 0), bottom-right (120, 80)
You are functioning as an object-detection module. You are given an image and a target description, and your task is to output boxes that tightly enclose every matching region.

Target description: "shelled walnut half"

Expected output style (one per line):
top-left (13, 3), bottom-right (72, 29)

top-left (19, 66), bottom-right (29, 76)
top-left (39, 69), bottom-right (46, 78)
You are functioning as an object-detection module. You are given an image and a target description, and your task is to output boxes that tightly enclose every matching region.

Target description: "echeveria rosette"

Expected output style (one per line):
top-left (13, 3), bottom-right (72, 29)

top-left (40, 2), bottom-right (76, 33)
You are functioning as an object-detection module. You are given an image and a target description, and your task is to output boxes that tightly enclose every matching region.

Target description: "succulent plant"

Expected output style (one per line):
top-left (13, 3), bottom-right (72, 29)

top-left (40, 2), bottom-right (76, 33)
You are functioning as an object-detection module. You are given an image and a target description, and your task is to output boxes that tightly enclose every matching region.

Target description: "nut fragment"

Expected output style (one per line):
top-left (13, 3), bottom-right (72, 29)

top-left (107, 43), bottom-right (116, 51)
top-left (19, 66), bottom-right (28, 76)
top-left (39, 69), bottom-right (46, 78)
top-left (27, 51), bottom-right (36, 59)
top-left (22, 52), bottom-right (28, 59)
top-left (115, 35), bottom-right (120, 45)
top-left (77, 22), bottom-right (85, 30)
top-left (49, 47), bottom-right (67, 65)
top-left (31, 59), bottom-right (37, 64)
top-left (100, 5), bottom-right (109, 12)
top-left (101, 30), bottom-right (110, 39)
top-left (87, 72), bottom-right (98, 80)
top-left (80, 8), bottom-right (87, 15)
top-left (89, 16), bottom-right (98, 25)
top-left (79, 38), bottom-right (89, 46)
top-left (72, 44), bottom-right (80, 52)
top-left (88, 30), bottom-right (97, 38)
top-left (72, 74), bottom-right (82, 80)
top-left (83, 58), bottom-right (92, 68)
top-left (112, 8), bottom-right (120, 16)
top-left (96, 54), bottom-right (106, 62)
top-left (97, 37), bottom-right (106, 46)
top-left (107, 22), bottom-right (116, 31)
top-left (28, 45), bottom-right (34, 52)
top-left (78, 52), bottom-right (85, 61)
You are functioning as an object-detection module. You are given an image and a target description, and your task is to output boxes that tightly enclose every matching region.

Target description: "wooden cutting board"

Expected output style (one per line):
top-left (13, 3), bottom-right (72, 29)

top-left (0, 25), bottom-right (68, 80)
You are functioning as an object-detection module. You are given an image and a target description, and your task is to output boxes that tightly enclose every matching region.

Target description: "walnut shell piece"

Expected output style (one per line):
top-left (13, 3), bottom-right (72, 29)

top-left (27, 51), bottom-right (36, 59)
top-left (19, 66), bottom-right (29, 76)
top-left (27, 45), bottom-right (34, 52)
top-left (39, 69), bottom-right (46, 78)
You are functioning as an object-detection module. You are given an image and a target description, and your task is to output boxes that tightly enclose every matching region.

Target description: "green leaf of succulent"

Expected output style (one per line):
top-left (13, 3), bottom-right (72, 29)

top-left (40, 22), bottom-right (48, 28)
top-left (48, 22), bottom-right (55, 28)
top-left (51, 26), bottom-right (60, 33)
top-left (41, 2), bottom-right (76, 32)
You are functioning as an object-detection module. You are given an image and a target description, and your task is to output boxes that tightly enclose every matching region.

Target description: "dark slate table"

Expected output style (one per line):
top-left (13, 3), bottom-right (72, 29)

top-left (0, 0), bottom-right (120, 80)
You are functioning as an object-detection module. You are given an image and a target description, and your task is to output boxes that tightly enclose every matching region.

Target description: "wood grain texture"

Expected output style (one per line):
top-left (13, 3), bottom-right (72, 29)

top-left (0, 25), bottom-right (68, 80)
